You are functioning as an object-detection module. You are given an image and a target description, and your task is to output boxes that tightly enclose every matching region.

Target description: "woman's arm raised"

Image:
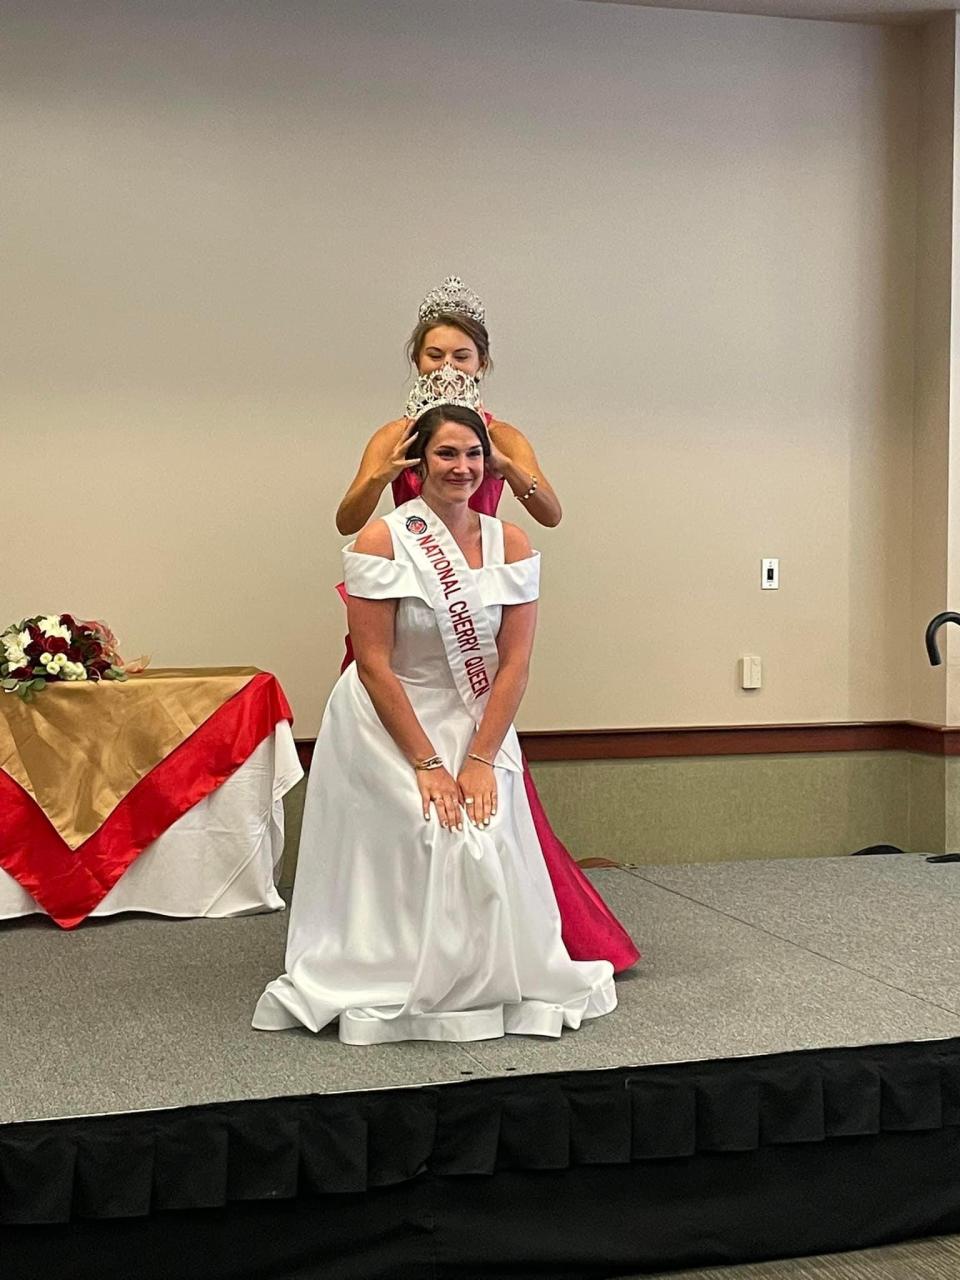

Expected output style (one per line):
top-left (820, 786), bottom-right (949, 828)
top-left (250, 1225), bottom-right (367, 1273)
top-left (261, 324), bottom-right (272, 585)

top-left (348, 520), bottom-right (461, 829)
top-left (486, 420), bottom-right (563, 528)
top-left (457, 522), bottom-right (538, 827)
top-left (335, 419), bottom-right (419, 535)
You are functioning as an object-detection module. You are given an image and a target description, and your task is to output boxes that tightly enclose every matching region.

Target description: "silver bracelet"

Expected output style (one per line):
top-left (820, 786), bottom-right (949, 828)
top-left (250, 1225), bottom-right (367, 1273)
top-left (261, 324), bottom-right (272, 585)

top-left (414, 754), bottom-right (443, 772)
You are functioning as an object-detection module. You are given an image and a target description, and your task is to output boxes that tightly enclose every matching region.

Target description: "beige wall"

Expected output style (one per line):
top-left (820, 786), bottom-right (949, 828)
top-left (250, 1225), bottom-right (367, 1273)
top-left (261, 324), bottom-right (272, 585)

top-left (3, 1), bottom-right (921, 735)
top-left (911, 13), bottom-right (960, 729)
top-left (948, 19), bottom-right (960, 727)
top-left (912, 14), bottom-right (955, 725)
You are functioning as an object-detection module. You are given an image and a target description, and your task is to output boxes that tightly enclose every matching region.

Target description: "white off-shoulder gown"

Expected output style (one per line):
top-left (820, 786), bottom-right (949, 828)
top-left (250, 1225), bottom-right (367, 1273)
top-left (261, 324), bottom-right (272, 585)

top-left (253, 509), bottom-right (616, 1044)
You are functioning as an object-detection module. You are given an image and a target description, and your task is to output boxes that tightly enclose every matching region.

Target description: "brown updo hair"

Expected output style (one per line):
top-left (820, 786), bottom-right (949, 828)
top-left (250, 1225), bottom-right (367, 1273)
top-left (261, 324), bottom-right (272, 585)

top-left (411, 405), bottom-right (491, 475)
top-left (406, 312), bottom-right (492, 373)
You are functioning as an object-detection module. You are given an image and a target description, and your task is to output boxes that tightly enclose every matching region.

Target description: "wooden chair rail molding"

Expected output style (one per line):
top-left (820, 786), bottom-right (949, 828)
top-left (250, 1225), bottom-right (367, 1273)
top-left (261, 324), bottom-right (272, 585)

top-left (294, 721), bottom-right (960, 771)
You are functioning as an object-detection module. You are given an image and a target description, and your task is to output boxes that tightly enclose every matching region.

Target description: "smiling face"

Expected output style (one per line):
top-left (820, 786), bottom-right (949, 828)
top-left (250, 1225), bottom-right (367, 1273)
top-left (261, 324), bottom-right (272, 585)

top-left (416, 324), bottom-right (484, 376)
top-left (420, 420), bottom-right (486, 503)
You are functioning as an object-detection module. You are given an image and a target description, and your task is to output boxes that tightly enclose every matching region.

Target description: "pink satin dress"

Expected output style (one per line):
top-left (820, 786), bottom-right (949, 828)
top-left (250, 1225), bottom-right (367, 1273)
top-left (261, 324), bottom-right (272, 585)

top-left (375, 467), bottom-right (640, 973)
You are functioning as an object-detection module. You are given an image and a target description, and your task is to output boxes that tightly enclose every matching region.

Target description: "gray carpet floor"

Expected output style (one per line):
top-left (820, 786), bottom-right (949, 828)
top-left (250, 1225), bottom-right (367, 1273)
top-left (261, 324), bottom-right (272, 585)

top-left (2, 852), bottom-right (960, 1123)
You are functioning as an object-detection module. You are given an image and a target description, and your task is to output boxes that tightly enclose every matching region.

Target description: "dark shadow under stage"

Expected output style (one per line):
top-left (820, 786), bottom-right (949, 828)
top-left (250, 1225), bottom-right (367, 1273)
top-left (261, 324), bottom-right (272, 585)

top-left (4, 855), bottom-right (960, 1279)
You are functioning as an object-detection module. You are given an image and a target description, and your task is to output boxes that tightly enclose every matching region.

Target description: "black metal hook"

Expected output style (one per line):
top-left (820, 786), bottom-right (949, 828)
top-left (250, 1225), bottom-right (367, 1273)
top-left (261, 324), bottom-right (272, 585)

top-left (924, 612), bottom-right (960, 666)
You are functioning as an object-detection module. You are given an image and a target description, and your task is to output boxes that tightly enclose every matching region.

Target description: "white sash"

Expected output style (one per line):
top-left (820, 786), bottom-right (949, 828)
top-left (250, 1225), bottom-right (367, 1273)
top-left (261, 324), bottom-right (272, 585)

top-left (389, 499), bottom-right (499, 722)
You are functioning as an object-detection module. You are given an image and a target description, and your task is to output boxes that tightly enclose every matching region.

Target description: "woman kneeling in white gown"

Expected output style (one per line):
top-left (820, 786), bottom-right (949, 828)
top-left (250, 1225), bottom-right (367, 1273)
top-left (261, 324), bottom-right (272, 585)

top-left (253, 383), bottom-right (616, 1044)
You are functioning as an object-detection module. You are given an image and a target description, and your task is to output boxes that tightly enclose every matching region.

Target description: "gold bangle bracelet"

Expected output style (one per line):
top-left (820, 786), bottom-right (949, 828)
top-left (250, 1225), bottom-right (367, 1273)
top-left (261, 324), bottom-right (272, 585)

top-left (467, 752), bottom-right (494, 767)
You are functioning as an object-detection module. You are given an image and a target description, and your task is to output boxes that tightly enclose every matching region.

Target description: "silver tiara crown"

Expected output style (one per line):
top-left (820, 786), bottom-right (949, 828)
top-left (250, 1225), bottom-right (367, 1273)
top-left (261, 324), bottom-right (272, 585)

top-left (404, 363), bottom-right (483, 422)
top-left (417, 275), bottom-right (485, 327)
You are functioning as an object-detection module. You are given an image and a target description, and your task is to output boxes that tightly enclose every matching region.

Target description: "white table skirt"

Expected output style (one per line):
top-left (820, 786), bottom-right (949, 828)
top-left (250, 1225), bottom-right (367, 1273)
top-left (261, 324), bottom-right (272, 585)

top-left (0, 723), bottom-right (303, 921)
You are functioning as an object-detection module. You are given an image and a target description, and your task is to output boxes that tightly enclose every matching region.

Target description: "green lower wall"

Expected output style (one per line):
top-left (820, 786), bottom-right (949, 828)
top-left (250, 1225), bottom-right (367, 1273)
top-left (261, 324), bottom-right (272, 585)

top-left (278, 751), bottom-right (960, 886)
top-left (908, 754), bottom-right (948, 854)
top-left (528, 752), bottom-right (910, 864)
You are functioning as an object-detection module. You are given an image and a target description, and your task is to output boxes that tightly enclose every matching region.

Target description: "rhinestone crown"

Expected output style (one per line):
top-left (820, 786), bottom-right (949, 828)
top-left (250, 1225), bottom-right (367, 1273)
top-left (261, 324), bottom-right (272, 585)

top-left (404, 363), bottom-right (483, 423)
top-left (417, 275), bottom-right (485, 327)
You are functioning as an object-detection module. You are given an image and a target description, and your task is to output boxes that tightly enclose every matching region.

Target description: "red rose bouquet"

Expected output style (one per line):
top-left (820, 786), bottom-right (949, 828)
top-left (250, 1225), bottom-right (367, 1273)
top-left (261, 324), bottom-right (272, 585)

top-left (1, 614), bottom-right (129, 702)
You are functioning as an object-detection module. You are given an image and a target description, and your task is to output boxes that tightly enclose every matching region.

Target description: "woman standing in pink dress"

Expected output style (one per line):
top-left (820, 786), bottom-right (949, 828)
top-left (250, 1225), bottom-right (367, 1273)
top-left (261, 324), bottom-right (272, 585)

top-left (335, 277), bottom-right (639, 973)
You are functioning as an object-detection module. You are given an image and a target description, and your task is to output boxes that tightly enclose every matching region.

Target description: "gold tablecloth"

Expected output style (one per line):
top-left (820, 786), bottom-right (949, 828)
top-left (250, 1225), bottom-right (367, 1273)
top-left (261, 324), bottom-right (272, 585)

top-left (0, 667), bottom-right (258, 850)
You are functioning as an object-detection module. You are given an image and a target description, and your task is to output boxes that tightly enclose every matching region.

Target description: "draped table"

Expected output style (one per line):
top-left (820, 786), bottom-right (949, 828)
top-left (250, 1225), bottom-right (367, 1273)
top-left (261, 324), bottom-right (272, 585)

top-left (0, 668), bottom-right (302, 927)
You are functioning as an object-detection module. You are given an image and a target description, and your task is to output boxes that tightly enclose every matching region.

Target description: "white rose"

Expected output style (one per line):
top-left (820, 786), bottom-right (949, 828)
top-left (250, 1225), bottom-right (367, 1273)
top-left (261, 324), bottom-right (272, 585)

top-left (38, 616), bottom-right (71, 642)
top-left (3, 631), bottom-right (27, 662)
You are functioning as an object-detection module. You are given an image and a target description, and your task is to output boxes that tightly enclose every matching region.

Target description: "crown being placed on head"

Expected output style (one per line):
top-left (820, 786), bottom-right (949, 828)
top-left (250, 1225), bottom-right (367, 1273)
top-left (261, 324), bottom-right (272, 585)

top-left (417, 275), bottom-right (485, 327)
top-left (404, 363), bottom-right (483, 422)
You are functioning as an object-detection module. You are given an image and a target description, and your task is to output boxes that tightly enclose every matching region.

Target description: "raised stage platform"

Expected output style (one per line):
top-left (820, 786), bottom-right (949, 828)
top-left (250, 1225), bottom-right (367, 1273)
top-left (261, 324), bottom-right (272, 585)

top-left (4, 854), bottom-right (960, 1278)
